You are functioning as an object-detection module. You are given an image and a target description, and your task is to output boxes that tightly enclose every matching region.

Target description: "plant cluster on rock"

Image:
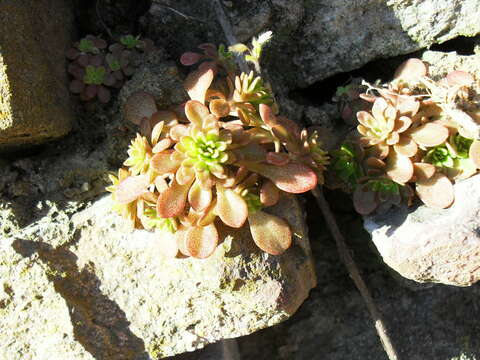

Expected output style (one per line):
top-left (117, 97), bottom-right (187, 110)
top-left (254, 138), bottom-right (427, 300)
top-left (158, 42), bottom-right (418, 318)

top-left (107, 35), bottom-right (329, 259)
top-left (66, 34), bottom-right (155, 103)
top-left (329, 58), bottom-right (480, 215)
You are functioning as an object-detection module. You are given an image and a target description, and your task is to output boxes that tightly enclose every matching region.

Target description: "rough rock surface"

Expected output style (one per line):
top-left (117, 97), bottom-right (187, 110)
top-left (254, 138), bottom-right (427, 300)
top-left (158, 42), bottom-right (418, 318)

top-left (236, 194), bottom-right (480, 359)
top-left (144, 0), bottom-right (480, 90)
top-left (2, 192), bottom-right (315, 359)
top-left (364, 175), bottom-right (480, 286)
top-left (0, 0), bottom-right (74, 151)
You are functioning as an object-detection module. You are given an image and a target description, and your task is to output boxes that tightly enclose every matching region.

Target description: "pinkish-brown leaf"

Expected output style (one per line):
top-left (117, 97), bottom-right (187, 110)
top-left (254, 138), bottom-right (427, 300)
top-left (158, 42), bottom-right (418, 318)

top-left (410, 123), bottom-right (449, 147)
top-left (394, 58), bottom-right (428, 82)
top-left (180, 52), bottom-right (202, 66)
top-left (188, 180), bottom-right (212, 212)
top-left (416, 173), bottom-right (454, 209)
top-left (150, 150), bottom-right (182, 175)
top-left (393, 135), bottom-right (418, 157)
top-left (260, 180), bottom-right (280, 207)
top-left (445, 71), bottom-right (474, 87)
top-left (245, 162), bottom-right (317, 194)
top-left (386, 152), bottom-right (414, 184)
top-left (152, 138), bottom-right (172, 153)
top-left (248, 211), bottom-right (292, 255)
top-left (185, 224), bottom-right (219, 259)
top-left (184, 67), bottom-right (214, 104)
top-left (156, 178), bottom-right (191, 218)
top-left (175, 226), bottom-right (191, 257)
top-left (185, 100), bottom-right (210, 127)
top-left (365, 157), bottom-right (386, 169)
top-left (469, 140), bottom-right (480, 169)
top-left (413, 162), bottom-right (435, 181)
top-left (115, 175), bottom-right (150, 204)
top-left (353, 184), bottom-right (378, 215)
top-left (216, 185), bottom-right (248, 228)
top-left (124, 91), bottom-right (157, 125)
top-left (266, 152), bottom-right (290, 166)
top-left (209, 99), bottom-right (230, 117)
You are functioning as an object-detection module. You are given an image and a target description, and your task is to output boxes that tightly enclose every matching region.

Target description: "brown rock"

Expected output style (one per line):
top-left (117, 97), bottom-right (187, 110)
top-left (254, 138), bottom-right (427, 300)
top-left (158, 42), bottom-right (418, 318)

top-left (0, 0), bottom-right (74, 151)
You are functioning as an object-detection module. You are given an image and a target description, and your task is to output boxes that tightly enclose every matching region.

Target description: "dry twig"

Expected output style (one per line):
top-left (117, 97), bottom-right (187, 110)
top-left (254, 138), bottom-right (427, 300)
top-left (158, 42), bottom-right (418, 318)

top-left (311, 186), bottom-right (400, 360)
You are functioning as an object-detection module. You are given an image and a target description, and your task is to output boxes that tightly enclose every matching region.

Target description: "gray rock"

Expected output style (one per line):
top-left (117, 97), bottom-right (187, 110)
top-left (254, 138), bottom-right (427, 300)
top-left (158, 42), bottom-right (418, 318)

top-left (364, 175), bottom-right (480, 286)
top-left (281, 0), bottom-right (480, 87)
top-left (119, 50), bottom-right (189, 111)
top-left (2, 190), bottom-right (315, 359)
top-left (0, 0), bottom-right (74, 151)
top-left (144, 0), bottom-right (480, 92)
top-left (237, 211), bottom-right (480, 360)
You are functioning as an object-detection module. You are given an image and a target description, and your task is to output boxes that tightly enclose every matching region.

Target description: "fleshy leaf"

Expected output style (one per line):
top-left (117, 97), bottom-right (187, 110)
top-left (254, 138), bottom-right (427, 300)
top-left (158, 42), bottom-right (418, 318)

top-left (152, 138), bottom-right (172, 154)
top-left (445, 71), bottom-right (474, 87)
top-left (209, 99), bottom-right (230, 117)
top-left (266, 152), bottom-right (290, 166)
top-left (469, 140), bottom-right (480, 169)
top-left (156, 179), bottom-right (191, 218)
top-left (184, 67), bottom-right (214, 104)
top-left (216, 185), bottom-right (248, 228)
top-left (248, 211), bottom-right (292, 255)
top-left (413, 162), bottom-right (435, 181)
top-left (393, 135), bottom-right (418, 157)
top-left (151, 150), bottom-right (182, 174)
top-left (260, 180), bottom-right (280, 207)
top-left (353, 184), bottom-right (378, 215)
top-left (394, 58), bottom-right (427, 82)
top-left (185, 100), bottom-right (210, 127)
top-left (386, 152), bottom-right (413, 184)
top-left (115, 175), bottom-right (150, 204)
top-left (188, 180), bottom-right (212, 212)
top-left (124, 91), bottom-right (157, 125)
top-left (185, 224), bottom-right (219, 259)
top-left (245, 162), bottom-right (317, 194)
top-left (180, 52), bottom-right (202, 66)
top-left (175, 226), bottom-right (191, 257)
top-left (416, 173), bottom-right (454, 209)
top-left (410, 123), bottom-right (449, 147)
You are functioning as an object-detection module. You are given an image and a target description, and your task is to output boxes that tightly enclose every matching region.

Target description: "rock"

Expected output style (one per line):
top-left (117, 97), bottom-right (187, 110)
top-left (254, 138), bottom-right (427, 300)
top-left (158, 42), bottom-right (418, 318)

top-left (364, 175), bottom-right (480, 286)
top-left (3, 191), bottom-right (315, 359)
top-left (0, 0), bottom-right (74, 151)
top-left (422, 50), bottom-right (480, 79)
top-left (144, 0), bottom-right (480, 92)
top-left (119, 50), bottom-right (189, 111)
top-left (236, 210), bottom-right (480, 360)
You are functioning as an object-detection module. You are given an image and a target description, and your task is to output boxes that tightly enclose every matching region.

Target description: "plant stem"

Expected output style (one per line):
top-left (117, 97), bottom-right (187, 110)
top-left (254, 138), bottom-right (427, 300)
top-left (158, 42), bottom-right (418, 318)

top-left (212, 0), bottom-right (249, 73)
top-left (311, 186), bottom-right (400, 360)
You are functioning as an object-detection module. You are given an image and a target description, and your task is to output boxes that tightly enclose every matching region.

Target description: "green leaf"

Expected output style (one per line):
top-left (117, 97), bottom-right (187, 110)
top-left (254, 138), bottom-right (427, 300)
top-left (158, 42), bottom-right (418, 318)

top-left (120, 34), bottom-right (140, 49)
top-left (78, 38), bottom-right (95, 53)
top-left (83, 66), bottom-right (106, 85)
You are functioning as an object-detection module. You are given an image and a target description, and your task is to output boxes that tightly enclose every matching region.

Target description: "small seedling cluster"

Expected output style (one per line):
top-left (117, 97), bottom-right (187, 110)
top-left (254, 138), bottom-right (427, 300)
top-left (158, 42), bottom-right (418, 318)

top-left (66, 34), bottom-right (155, 103)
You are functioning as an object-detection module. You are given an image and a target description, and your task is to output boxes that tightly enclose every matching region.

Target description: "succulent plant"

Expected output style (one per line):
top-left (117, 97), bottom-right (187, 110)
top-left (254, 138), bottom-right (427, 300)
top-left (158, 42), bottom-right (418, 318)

top-left (66, 34), bottom-right (155, 103)
top-left (329, 58), bottom-right (480, 214)
top-left (109, 37), bottom-right (327, 259)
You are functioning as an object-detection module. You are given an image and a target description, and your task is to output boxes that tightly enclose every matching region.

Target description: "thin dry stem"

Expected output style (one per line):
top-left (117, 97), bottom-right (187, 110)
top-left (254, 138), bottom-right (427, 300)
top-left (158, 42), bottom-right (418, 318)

top-left (211, 0), bottom-right (249, 73)
top-left (311, 186), bottom-right (400, 360)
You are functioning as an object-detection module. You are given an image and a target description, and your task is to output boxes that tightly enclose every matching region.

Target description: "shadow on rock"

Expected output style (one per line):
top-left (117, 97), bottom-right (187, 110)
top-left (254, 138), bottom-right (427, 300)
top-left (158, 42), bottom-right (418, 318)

top-left (12, 238), bottom-right (148, 360)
